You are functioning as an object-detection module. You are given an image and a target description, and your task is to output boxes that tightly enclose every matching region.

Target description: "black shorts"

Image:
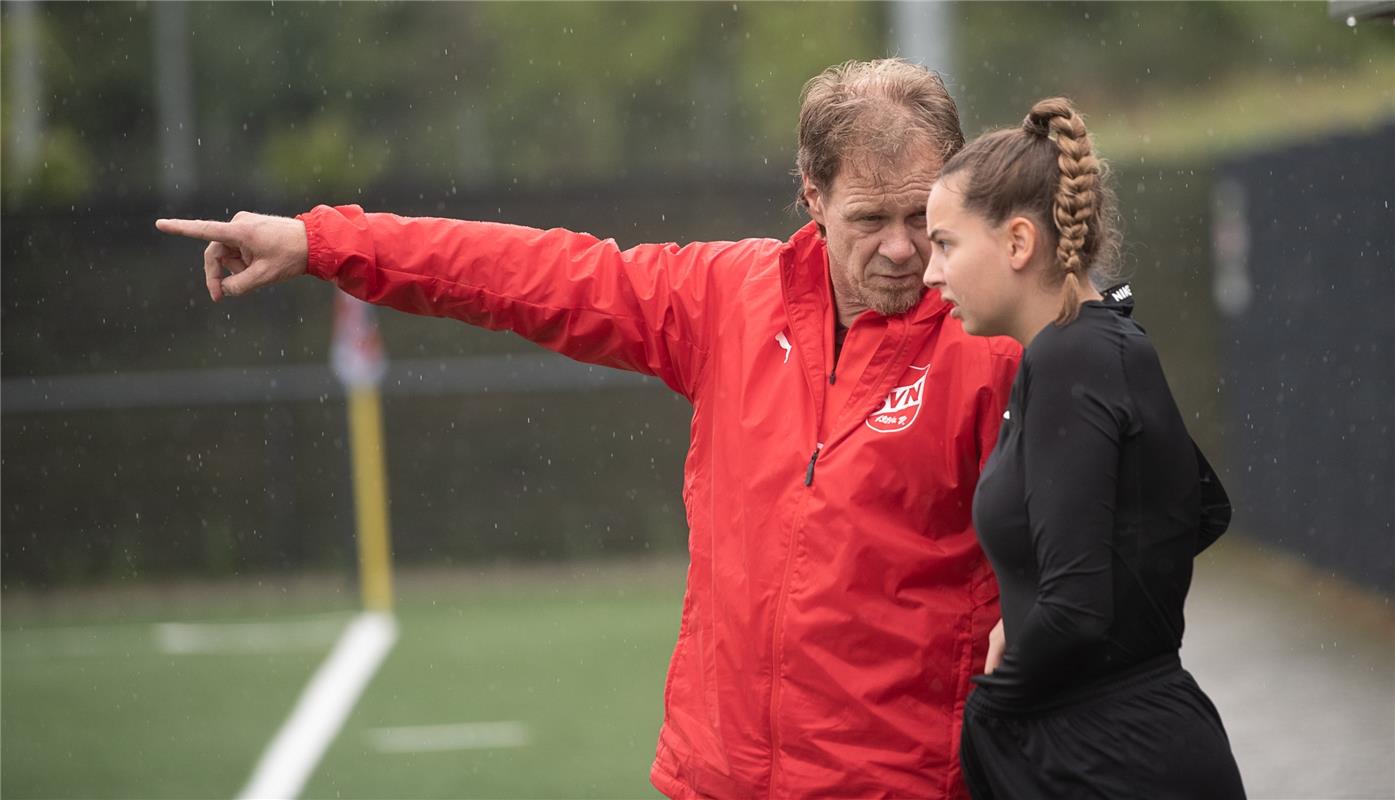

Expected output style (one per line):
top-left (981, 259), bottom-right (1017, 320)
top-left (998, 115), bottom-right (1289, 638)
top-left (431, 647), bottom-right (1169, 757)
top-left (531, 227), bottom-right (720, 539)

top-left (960, 654), bottom-right (1246, 800)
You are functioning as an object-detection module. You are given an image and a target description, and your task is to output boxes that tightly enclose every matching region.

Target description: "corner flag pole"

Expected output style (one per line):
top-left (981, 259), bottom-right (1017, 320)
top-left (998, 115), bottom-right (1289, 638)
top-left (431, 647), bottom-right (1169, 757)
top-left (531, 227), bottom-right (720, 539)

top-left (332, 293), bottom-right (394, 612)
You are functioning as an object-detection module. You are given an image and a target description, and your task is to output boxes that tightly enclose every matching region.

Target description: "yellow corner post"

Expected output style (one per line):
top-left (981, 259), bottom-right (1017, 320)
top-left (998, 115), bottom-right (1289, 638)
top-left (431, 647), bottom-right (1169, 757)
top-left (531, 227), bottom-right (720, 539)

top-left (348, 385), bottom-right (394, 612)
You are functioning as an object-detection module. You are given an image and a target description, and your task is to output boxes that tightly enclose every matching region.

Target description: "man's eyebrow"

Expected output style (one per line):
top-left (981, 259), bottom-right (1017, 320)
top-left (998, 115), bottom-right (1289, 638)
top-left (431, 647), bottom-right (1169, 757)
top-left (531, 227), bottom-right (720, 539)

top-left (841, 203), bottom-right (882, 217)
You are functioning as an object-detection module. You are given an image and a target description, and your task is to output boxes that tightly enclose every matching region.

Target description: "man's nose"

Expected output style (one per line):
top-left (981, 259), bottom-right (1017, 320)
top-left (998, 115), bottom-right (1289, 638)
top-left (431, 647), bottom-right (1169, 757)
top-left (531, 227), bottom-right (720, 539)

top-left (880, 226), bottom-right (916, 265)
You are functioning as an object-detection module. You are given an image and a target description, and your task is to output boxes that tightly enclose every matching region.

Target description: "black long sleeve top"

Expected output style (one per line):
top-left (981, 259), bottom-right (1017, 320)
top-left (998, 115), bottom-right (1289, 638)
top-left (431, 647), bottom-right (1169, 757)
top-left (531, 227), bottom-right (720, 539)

top-left (971, 288), bottom-right (1230, 704)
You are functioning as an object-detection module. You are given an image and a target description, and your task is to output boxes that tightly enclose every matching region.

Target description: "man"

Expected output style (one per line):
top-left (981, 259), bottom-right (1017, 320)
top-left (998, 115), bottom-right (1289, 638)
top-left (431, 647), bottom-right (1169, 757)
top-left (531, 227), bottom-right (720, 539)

top-left (158, 59), bottom-right (1020, 799)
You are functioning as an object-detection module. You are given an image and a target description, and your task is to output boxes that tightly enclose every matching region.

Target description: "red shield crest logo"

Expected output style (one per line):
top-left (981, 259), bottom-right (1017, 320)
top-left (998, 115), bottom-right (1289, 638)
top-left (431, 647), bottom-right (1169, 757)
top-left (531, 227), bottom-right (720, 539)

top-left (865, 364), bottom-right (928, 434)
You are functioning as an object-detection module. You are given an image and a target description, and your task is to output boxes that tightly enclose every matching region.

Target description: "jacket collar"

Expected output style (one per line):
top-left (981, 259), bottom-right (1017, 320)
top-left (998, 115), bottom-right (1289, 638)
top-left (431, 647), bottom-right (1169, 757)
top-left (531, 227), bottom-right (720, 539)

top-left (778, 222), bottom-right (952, 450)
top-left (1096, 282), bottom-right (1136, 316)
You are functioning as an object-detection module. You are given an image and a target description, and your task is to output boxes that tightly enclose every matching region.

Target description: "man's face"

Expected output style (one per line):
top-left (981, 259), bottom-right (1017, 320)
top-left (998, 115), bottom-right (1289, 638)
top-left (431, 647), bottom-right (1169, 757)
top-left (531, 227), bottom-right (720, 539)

top-left (804, 149), bottom-right (940, 327)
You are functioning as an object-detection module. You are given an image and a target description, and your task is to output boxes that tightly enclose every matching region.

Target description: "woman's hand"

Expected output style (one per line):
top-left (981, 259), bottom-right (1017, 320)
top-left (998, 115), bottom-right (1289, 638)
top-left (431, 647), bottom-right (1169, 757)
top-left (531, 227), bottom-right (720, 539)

top-left (985, 618), bottom-right (1005, 674)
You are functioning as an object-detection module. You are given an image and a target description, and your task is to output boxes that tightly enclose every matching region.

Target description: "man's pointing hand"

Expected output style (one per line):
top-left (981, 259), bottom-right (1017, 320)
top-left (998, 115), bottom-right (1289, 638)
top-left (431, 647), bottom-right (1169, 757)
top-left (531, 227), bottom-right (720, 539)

top-left (156, 211), bottom-right (309, 302)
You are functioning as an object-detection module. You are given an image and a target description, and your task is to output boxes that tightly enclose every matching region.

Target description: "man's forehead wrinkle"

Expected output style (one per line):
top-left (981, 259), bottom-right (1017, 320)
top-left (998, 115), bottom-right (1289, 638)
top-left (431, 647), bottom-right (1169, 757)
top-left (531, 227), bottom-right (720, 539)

top-left (837, 170), bottom-right (937, 209)
top-left (839, 141), bottom-right (939, 185)
top-left (845, 139), bottom-right (938, 174)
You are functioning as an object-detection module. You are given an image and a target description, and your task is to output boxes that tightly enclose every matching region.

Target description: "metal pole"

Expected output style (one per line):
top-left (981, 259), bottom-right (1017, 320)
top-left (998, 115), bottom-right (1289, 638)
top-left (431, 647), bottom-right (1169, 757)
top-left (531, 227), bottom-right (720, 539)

top-left (7, 1), bottom-right (44, 185)
top-left (153, 1), bottom-right (198, 200)
top-left (889, 1), bottom-right (955, 80)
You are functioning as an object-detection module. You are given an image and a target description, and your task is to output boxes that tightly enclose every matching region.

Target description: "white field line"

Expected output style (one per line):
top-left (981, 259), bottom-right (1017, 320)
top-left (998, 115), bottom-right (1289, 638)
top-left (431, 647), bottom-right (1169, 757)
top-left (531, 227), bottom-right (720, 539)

top-left (3, 623), bottom-right (141, 658)
top-left (237, 611), bottom-right (398, 800)
top-left (365, 721), bottom-right (531, 753)
top-left (154, 615), bottom-right (347, 655)
top-left (4, 613), bottom-right (348, 659)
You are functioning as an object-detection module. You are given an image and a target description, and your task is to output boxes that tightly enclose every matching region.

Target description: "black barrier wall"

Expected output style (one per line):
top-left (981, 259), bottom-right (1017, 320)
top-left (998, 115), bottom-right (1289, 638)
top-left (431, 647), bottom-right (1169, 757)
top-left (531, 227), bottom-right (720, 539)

top-left (0, 163), bottom-right (1234, 587)
top-left (0, 156), bottom-right (1340, 588)
top-left (1215, 124), bottom-right (1395, 594)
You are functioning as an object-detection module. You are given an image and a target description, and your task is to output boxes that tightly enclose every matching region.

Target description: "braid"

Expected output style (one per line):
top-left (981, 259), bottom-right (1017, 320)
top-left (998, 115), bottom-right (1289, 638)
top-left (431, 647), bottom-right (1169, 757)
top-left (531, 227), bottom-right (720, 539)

top-left (1024, 98), bottom-right (1100, 325)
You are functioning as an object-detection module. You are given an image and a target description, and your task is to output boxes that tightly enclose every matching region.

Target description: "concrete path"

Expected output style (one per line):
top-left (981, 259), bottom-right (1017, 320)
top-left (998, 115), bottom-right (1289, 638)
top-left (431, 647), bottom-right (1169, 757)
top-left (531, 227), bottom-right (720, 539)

top-left (1184, 537), bottom-right (1394, 799)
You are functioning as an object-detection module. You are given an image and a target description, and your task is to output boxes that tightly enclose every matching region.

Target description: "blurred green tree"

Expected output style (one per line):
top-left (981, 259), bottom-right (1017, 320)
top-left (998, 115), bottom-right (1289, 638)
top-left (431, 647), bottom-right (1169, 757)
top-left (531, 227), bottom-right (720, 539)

top-left (6, 1), bottom-right (1389, 209)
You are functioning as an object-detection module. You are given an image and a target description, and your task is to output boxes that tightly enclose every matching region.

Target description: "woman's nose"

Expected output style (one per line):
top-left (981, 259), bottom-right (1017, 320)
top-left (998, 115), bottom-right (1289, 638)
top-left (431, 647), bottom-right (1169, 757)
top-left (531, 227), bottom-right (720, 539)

top-left (923, 257), bottom-right (943, 289)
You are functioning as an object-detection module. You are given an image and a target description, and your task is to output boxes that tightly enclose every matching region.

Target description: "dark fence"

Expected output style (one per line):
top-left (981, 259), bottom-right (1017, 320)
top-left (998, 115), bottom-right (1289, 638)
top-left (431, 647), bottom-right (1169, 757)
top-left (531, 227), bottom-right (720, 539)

top-left (1216, 123), bottom-right (1395, 594)
top-left (0, 175), bottom-right (795, 588)
top-left (4, 163), bottom-right (1232, 588)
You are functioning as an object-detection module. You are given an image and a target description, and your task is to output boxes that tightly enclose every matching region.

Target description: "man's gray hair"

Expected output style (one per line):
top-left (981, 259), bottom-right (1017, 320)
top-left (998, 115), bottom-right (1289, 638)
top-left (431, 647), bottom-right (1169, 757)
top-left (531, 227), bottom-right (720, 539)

top-left (796, 58), bottom-right (965, 211)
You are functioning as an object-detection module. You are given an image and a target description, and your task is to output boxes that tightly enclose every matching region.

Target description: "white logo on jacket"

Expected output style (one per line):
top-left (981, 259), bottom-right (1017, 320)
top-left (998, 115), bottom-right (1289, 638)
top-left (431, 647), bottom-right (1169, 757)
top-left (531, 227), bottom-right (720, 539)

top-left (775, 331), bottom-right (792, 364)
top-left (866, 365), bottom-right (929, 433)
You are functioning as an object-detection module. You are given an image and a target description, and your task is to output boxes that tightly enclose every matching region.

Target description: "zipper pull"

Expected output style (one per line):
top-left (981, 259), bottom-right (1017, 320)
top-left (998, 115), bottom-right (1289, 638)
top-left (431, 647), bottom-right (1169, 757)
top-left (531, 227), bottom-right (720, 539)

top-left (804, 443), bottom-right (824, 486)
top-left (828, 370), bottom-right (837, 385)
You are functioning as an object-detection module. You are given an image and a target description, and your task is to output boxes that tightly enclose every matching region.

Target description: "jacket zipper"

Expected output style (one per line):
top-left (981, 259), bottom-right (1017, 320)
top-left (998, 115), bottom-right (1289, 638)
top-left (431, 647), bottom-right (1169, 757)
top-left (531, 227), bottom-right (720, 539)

top-left (771, 266), bottom-right (841, 794)
top-left (803, 442), bottom-right (824, 486)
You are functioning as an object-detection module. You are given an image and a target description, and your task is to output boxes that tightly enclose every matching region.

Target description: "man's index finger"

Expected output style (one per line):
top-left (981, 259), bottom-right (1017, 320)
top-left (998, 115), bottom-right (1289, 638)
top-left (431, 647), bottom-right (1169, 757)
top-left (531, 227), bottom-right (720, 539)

top-left (155, 218), bottom-right (241, 244)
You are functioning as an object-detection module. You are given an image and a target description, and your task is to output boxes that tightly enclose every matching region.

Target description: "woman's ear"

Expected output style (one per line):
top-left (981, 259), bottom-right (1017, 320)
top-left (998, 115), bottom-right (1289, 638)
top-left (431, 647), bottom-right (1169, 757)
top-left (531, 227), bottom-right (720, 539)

top-left (1005, 215), bottom-right (1042, 272)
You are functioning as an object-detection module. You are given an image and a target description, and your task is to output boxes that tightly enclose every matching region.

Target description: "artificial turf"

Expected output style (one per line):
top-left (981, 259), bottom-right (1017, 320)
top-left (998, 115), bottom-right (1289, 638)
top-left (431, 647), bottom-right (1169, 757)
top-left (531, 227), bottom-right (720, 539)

top-left (2, 559), bottom-right (686, 799)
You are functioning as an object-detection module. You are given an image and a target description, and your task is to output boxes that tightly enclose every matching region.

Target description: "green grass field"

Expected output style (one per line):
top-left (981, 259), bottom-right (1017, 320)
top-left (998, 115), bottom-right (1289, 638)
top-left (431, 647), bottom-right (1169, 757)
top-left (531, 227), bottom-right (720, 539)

top-left (2, 560), bottom-right (686, 799)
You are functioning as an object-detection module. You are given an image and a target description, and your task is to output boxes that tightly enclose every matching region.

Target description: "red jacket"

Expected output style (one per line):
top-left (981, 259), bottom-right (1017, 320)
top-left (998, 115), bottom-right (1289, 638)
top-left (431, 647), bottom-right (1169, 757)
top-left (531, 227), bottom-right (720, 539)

top-left (300, 205), bottom-right (1021, 799)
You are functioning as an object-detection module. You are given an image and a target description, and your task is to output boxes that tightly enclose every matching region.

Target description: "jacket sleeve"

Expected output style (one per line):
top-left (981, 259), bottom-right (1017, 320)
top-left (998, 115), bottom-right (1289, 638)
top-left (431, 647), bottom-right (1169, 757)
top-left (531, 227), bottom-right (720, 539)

top-left (298, 203), bottom-right (733, 399)
top-left (1194, 441), bottom-right (1231, 554)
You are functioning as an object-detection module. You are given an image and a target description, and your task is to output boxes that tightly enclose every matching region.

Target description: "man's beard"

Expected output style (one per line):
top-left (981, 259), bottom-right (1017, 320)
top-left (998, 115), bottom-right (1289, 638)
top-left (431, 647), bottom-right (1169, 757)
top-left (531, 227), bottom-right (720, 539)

top-left (857, 275), bottom-right (925, 317)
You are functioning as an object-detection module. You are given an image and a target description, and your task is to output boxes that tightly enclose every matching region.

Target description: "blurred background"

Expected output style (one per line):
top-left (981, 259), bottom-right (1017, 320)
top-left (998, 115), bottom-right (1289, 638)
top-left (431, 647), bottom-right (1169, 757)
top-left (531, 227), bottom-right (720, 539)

top-left (2, 2), bottom-right (1392, 799)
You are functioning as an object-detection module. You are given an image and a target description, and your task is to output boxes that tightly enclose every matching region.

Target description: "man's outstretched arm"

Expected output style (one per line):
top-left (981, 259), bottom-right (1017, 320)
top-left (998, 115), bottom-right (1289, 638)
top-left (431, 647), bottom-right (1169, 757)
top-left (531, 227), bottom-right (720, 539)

top-left (156, 206), bottom-right (746, 398)
top-left (156, 212), bottom-right (309, 302)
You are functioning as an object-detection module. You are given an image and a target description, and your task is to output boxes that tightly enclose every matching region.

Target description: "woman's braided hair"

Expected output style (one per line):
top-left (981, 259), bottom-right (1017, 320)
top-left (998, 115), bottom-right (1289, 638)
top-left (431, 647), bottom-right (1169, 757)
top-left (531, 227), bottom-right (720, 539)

top-left (940, 97), bottom-right (1120, 325)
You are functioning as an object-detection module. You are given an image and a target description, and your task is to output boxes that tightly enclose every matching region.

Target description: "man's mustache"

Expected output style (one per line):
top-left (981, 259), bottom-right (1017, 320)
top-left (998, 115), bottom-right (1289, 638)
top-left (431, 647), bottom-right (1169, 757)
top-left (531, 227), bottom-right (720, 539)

top-left (867, 256), bottom-right (924, 279)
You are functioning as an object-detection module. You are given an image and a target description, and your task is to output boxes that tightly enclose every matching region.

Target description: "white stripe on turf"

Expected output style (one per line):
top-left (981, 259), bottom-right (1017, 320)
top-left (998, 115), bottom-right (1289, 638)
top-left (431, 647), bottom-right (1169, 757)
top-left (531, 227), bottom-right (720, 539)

top-left (5, 614), bottom-right (348, 659)
top-left (3, 623), bottom-right (145, 658)
top-left (237, 611), bottom-right (398, 800)
top-left (154, 614), bottom-right (347, 655)
top-left (365, 721), bottom-right (531, 753)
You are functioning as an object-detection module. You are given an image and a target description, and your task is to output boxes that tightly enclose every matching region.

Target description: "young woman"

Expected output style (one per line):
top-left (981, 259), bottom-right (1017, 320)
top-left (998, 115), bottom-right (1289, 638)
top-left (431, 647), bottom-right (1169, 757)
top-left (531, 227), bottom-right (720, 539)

top-left (923, 98), bottom-right (1246, 799)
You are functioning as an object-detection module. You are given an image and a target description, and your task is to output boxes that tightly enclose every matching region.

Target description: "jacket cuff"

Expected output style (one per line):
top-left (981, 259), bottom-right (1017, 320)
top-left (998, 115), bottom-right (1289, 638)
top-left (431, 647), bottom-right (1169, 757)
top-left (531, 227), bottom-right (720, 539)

top-left (296, 204), bottom-right (357, 281)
